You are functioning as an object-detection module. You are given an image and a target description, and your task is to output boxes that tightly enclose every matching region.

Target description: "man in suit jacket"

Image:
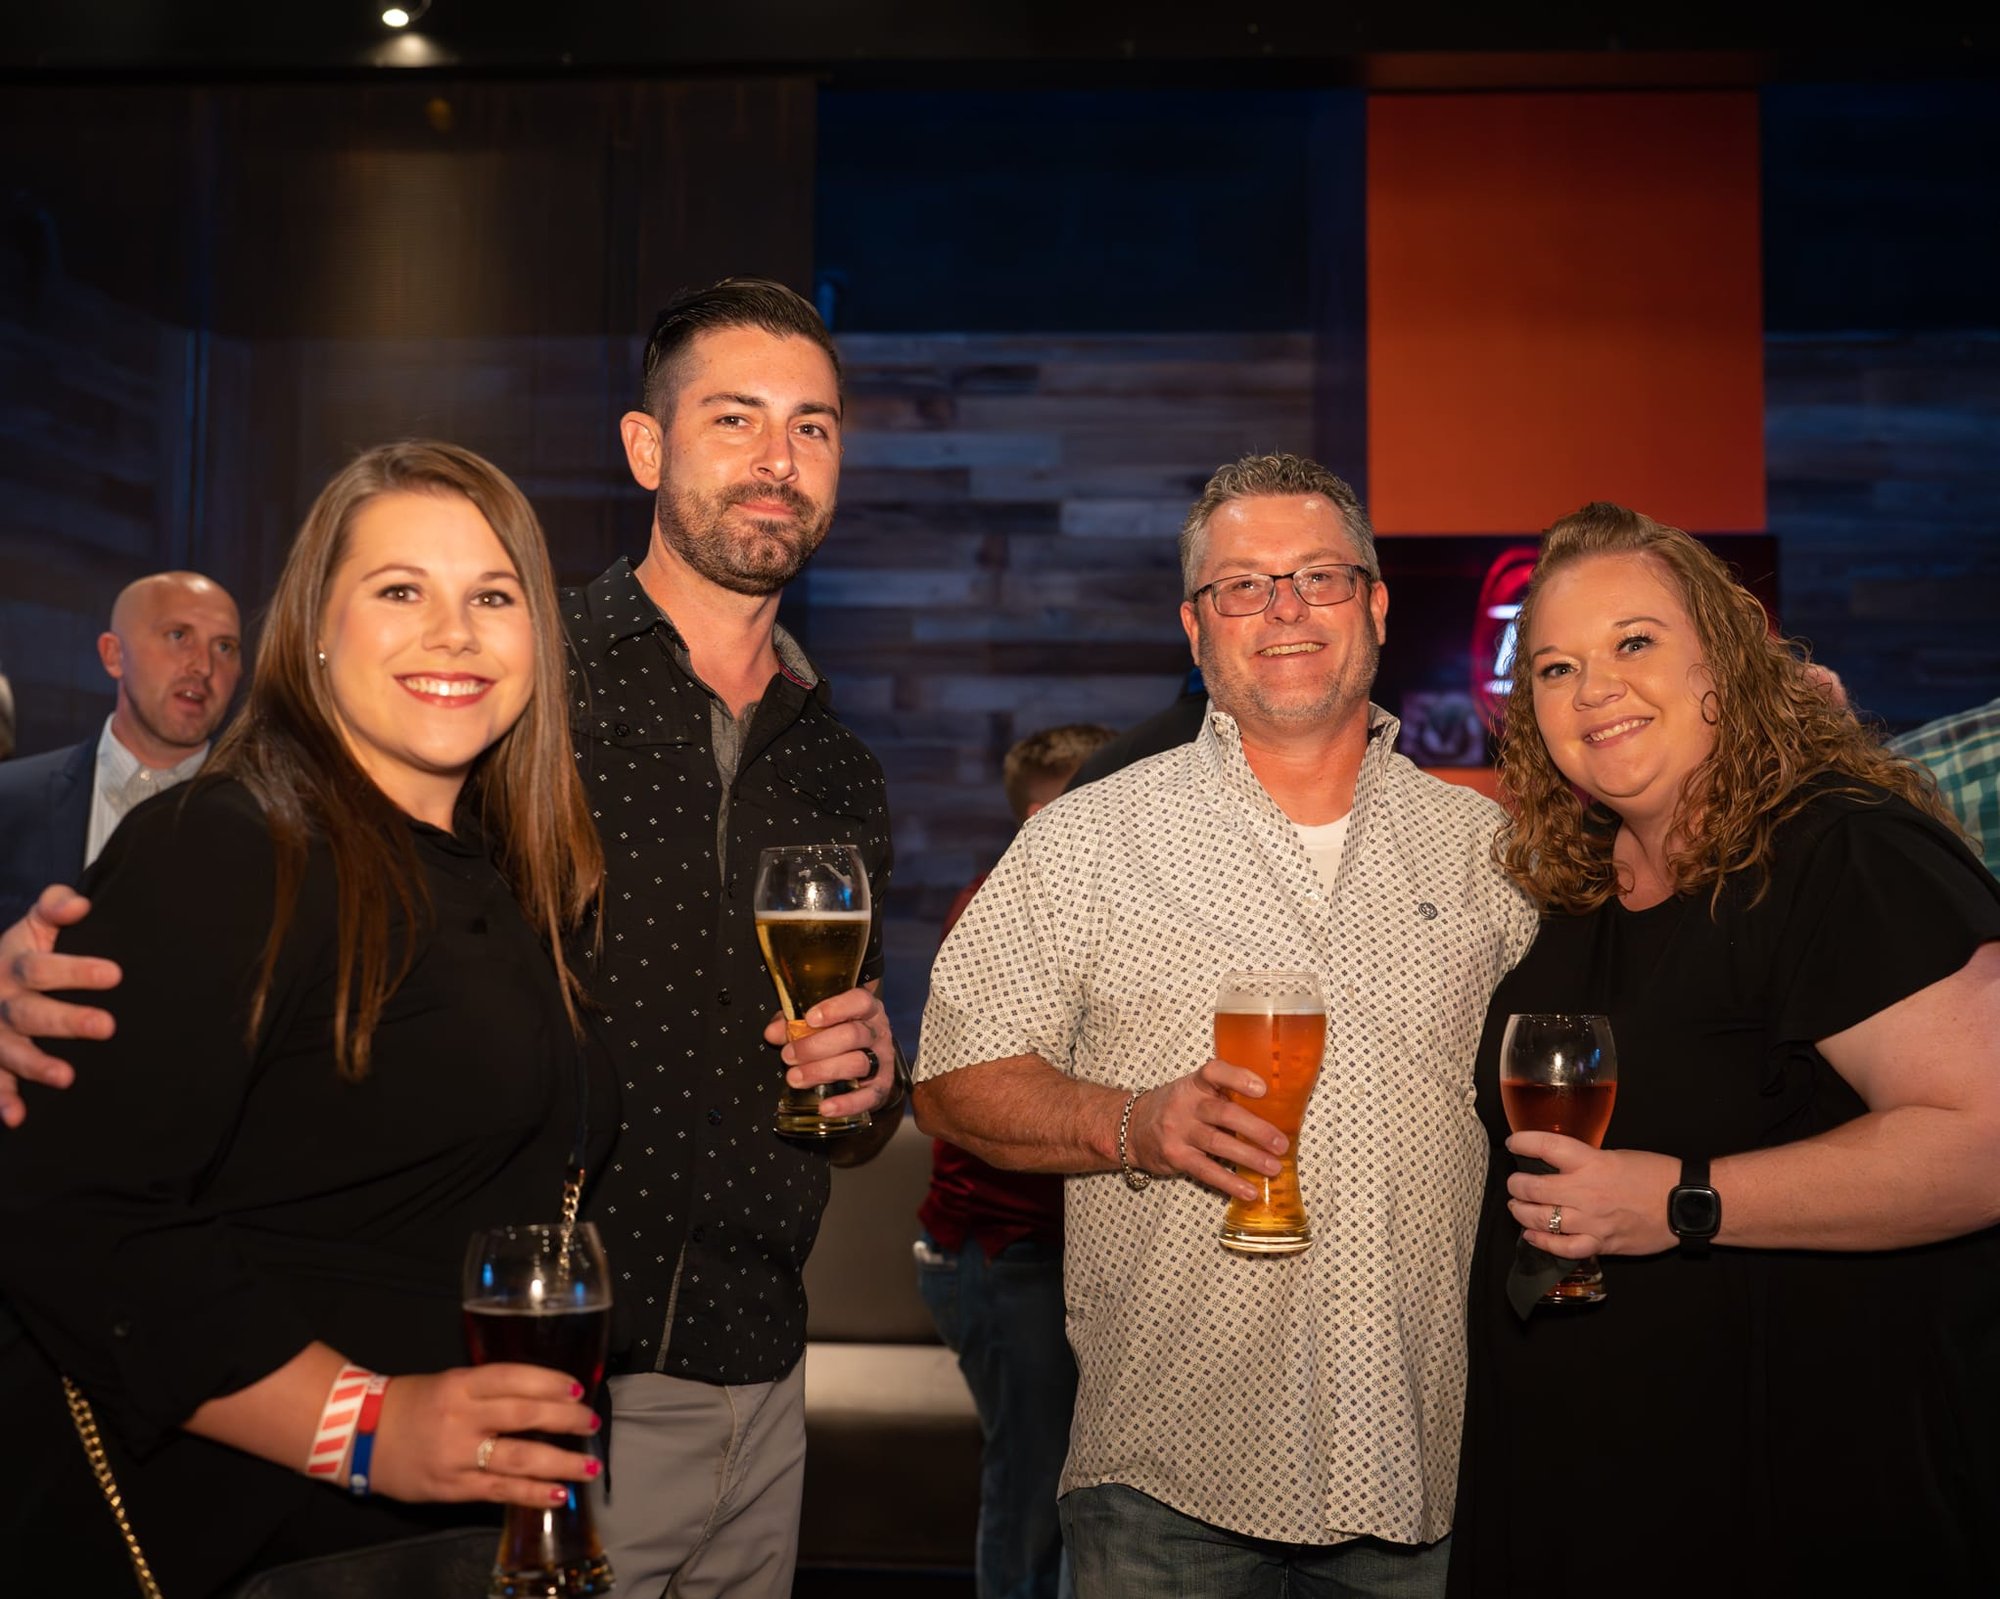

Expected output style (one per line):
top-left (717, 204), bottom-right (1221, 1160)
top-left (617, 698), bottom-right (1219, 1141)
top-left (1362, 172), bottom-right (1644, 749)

top-left (0, 571), bottom-right (241, 923)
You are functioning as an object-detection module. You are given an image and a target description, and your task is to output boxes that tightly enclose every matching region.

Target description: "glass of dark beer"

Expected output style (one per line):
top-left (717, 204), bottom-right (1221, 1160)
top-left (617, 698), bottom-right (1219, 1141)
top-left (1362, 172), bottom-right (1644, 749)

top-left (1499, 1013), bottom-right (1619, 1305)
top-left (754, 843), bottom-right (873, 1138)
top-left (462, 1222), bottom-right (615, 1598)
top-left (1215, 970), bottom-right (1327, 1255)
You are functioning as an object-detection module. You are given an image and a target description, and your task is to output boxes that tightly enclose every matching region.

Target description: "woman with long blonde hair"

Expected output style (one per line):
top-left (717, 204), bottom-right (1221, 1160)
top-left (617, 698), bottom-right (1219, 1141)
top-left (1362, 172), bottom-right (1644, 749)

top-left (0, 442), bottom-right (612, 1594)
top-left (1447, 503), bottom-right (2000, 1596)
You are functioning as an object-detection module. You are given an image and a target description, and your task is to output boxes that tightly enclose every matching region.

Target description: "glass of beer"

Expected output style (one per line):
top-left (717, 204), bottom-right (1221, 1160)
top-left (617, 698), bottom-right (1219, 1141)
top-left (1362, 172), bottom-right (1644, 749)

top-left (1215, 969), bottom-right (1327, 1255)
top-left (1499, 1012), bottom-right (1619, 1306)
top-left (462, 1222), bottom-right (615, 1598)
top-left (755, 843), bottom-right (873, 1139)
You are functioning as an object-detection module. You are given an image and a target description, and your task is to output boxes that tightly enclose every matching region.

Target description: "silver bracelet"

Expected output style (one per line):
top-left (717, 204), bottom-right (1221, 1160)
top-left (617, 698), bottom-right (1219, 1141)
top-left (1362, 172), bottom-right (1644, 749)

top-left (1117, 1091), bottom-right (1151, 1192)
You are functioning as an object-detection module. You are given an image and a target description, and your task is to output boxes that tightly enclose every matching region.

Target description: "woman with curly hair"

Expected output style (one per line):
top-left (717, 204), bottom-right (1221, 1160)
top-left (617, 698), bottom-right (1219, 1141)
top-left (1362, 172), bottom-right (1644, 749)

top-left (1446, 504), bottom-right (2000, 1597)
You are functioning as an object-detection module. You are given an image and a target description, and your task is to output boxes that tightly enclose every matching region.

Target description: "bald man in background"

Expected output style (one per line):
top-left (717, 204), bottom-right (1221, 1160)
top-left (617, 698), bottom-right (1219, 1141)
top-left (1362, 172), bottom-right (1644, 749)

top-left (0, 571), bottom-right (241, 923)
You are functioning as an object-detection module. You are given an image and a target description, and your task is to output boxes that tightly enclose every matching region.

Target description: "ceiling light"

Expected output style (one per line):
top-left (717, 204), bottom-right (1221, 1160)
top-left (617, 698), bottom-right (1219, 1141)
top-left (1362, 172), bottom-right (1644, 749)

top-left (381, 0), bottom-right (431, 27)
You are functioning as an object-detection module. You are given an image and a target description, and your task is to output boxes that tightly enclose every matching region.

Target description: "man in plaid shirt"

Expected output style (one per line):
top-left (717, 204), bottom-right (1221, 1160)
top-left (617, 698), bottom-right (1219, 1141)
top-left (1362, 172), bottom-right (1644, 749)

top-left (1891, 694), bottom-right (2000, 876)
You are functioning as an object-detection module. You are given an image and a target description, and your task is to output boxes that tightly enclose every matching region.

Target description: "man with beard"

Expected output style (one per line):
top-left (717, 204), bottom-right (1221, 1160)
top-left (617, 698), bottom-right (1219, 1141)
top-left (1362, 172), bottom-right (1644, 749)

top-left (562, 278), bottom-right (902, 1597)
top-left (0, 282), bottom-right (902, 1599)
top-left (0, 571), bottom-right (242, 923)
top-left (915, 453), bottom-right (1536, 1598)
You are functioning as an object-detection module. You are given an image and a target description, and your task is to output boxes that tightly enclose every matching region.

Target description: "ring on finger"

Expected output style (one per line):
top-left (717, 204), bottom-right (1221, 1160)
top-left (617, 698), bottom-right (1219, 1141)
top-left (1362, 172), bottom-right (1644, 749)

top-left (474, 1434), bottom-right (498, 1473)
top-left (1547, 1206), bottom-right (1564, 1235)
top-left (857, 1045), bottom-right (881, 1082)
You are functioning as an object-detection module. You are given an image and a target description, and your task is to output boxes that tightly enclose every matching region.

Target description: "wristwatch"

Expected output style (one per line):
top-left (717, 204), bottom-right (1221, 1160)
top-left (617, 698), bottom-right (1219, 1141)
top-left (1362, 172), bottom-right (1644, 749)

top-left (1667, 1155), bottom-right (1722, 1257)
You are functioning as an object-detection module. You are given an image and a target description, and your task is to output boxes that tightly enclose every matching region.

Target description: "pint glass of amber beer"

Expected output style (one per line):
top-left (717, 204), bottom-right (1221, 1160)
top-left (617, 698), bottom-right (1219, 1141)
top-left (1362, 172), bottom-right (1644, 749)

top-left (1215, 969), bottom-right (1326, 1255)
top-left (755, 844), bottom-right (873, 1138)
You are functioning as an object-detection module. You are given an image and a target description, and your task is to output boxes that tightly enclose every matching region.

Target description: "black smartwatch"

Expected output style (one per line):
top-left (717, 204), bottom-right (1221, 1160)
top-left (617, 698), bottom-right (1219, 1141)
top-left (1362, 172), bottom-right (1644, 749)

top-left (1667, 1155), bottom-right (1722, 1257)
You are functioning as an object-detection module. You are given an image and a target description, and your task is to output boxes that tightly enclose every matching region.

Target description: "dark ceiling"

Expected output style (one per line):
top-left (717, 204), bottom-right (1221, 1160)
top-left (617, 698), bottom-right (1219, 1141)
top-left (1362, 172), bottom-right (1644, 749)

top-left (3, 2), bottom-right (1993, 85)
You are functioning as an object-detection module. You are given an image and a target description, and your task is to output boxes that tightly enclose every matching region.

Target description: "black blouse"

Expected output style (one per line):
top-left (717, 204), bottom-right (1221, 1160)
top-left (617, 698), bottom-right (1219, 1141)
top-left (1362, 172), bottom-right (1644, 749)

top-left (0, 777), bottom-right (615, 1596)
top-left (1450, 783), bottom-right (2000, 1596)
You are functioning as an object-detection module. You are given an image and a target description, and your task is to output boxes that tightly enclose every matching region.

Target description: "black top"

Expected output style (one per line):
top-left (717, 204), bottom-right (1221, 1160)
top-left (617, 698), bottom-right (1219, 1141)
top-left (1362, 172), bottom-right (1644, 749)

top-left (0, 777), bottom-right (615, 1596)
top-left (563, 560), bottom-right (892, 1384)
top-left (1449, 784), bottom-right (2000, 1597)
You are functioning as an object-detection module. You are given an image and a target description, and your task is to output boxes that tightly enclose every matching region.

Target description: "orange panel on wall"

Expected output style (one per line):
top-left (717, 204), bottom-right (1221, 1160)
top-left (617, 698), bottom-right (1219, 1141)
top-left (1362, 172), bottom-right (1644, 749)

top-left (1367, 92), bottom-right (1764, 534)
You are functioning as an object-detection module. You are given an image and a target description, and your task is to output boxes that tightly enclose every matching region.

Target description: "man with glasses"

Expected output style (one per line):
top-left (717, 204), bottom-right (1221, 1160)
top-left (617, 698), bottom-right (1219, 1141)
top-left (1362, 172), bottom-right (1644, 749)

top-left (915, 452), bottom-right (1535, 1598)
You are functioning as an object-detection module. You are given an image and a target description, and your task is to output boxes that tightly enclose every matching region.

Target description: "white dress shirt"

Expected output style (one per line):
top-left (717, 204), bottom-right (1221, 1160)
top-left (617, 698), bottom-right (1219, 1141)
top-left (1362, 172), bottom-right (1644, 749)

top-left (86, 717), bottom-right (210, 867)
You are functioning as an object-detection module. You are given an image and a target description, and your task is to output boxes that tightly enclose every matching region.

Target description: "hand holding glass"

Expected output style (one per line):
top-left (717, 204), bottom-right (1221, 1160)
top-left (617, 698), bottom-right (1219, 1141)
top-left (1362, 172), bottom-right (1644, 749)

top-left (1498, 1012), bottom-right (1619, 1306)
top-left (1215, 969), bottom-right (1326, 1255)
top-left (755, 844), bottom-right (872, 1138)
top-left (462, 1222), bottom-right (614, 1598)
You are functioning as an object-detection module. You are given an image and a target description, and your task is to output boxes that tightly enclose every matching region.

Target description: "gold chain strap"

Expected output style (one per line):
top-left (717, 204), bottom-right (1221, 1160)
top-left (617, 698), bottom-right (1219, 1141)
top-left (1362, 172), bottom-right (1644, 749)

top-left (62, 1376), bottom-right (165, 1598)
top-left (57, 1170), bottom-right (588, 1599)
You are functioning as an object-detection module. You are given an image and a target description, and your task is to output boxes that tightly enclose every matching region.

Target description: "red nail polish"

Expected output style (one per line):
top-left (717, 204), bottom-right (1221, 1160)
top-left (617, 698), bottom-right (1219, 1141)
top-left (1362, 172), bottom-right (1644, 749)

top-left (569, 1382), bottom-right (584, 1399)
top-left (551, 1487), bottom-right (569, 1503)
top-left (586, 1459), bottom-right (602, 1477)
top-left (590, 1413), bottom-right (603, 1433)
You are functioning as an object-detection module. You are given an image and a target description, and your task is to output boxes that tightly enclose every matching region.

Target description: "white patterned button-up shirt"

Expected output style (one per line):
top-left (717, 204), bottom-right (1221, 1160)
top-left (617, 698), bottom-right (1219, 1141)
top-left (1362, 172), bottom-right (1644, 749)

top-left (917, 706), bottom-right (1536, 1546)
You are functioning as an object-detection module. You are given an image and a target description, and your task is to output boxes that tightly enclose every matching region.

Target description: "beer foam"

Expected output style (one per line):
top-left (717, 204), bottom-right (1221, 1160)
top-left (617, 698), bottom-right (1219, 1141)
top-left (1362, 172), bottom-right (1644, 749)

top-left (754, 909), bottom-right (871, 921)
top-left (1215, 1002), bottom-right (1324, 1015)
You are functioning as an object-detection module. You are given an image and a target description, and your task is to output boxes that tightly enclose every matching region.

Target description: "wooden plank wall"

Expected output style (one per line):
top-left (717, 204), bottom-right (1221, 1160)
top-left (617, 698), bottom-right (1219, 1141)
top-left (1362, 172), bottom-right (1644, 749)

top-left (1768, 330), bottom-right (2000, 727)
top-left (813, 332), bottom-right (1315, 1037)
top-left (198, 332), bottom-right (646, 611)
top-left (0, 280), bottom-right (204, 755)
top-left (0, 73), bottom-right (813, 756)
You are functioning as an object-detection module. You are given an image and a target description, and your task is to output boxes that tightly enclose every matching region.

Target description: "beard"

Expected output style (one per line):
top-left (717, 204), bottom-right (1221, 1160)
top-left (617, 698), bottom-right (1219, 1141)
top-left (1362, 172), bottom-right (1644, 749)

top-left (653, 477), bottom-right (834, 597)
top-left (1195, 614), bottom-right (1381, 732)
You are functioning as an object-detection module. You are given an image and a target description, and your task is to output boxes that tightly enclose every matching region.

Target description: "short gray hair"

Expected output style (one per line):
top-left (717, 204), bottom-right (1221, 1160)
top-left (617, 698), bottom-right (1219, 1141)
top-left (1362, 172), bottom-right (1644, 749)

top-left (1178, 453), bottom-right (1378, 597)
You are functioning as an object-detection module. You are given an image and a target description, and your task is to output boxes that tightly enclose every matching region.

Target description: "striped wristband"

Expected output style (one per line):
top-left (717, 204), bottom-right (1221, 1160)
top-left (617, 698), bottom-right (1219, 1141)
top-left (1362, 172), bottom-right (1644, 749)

top-left (303, 1363), bottom-right (389, 1493)
top-left (346, 1374), bottom-right (391, 1498)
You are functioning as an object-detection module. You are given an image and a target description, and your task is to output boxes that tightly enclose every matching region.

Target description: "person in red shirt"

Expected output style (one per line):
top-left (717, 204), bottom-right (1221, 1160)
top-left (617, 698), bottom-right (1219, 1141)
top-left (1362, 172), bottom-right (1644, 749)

top-left (918, 722), bottom-right (1114, 1599)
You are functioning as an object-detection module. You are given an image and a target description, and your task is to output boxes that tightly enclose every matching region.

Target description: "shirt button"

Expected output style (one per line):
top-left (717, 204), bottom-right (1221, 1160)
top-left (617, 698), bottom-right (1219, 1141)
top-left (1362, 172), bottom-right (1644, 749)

top-left (614, 722), bottom-right (631, 738)
top-left (111, 1319), bottom-right (133, 1339)
top-left (691, 1225), bottom-right (707, 1243)
top-left (707, 1108), bottom-right (723, 1125)
top-left (717, 988), bottom-right (731, 1007)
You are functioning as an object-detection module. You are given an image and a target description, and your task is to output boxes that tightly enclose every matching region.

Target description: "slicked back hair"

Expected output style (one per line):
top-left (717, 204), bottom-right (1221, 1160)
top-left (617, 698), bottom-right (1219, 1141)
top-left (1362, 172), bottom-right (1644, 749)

top-left (1178, 453), bottom-right (1378, 598)
top-left (639, 277), bottom-right (842, 423)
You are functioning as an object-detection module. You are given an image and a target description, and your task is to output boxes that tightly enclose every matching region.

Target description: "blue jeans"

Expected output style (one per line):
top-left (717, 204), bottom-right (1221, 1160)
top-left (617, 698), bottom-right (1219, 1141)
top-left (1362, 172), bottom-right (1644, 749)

top-left (916, 1229), bottom-right (1078, 1599)
top-left (1060, 1483), bottom-right (1448, 1599)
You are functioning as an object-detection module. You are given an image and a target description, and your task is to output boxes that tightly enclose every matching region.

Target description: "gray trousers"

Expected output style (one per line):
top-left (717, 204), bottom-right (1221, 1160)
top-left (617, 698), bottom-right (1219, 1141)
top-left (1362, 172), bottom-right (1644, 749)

top-left (590, 1364), bottom-right (807, 1599)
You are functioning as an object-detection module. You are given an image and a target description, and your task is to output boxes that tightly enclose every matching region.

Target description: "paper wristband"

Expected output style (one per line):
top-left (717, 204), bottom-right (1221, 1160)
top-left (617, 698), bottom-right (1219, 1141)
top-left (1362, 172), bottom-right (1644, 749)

top-left (346, 1374), bottom-right (391, 1498)
top-left (303, 1363), bottom-right (377, 1485)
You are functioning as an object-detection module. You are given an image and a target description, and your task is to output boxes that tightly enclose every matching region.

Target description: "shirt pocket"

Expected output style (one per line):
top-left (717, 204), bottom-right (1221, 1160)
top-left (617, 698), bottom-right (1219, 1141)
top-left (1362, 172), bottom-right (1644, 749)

top-left (773, 752), bottom-right (882, 837)
top-left (575, 711), bottom-right (697, 755)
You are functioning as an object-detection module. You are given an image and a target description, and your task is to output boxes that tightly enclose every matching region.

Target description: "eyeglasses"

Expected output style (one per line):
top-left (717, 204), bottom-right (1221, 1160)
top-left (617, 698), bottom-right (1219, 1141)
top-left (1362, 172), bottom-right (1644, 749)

top-left (1190, 564), bottom-right (1371, 617)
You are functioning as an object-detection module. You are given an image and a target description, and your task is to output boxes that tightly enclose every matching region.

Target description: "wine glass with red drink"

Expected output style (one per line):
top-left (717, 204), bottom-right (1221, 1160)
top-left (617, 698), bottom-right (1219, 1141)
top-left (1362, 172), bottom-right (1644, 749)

top-left (462, 1222), bottom-right (615, 1597)
top-left (1499, 1013), bottom-right (1618, 1306)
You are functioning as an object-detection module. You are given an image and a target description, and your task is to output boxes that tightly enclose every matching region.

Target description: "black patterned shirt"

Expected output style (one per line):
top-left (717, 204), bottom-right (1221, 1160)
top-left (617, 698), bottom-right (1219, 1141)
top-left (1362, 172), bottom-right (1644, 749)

top-left (918, 707), bottom-right (1536, 1545)
top-left (564, 559), bottom-right (892, 1385)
